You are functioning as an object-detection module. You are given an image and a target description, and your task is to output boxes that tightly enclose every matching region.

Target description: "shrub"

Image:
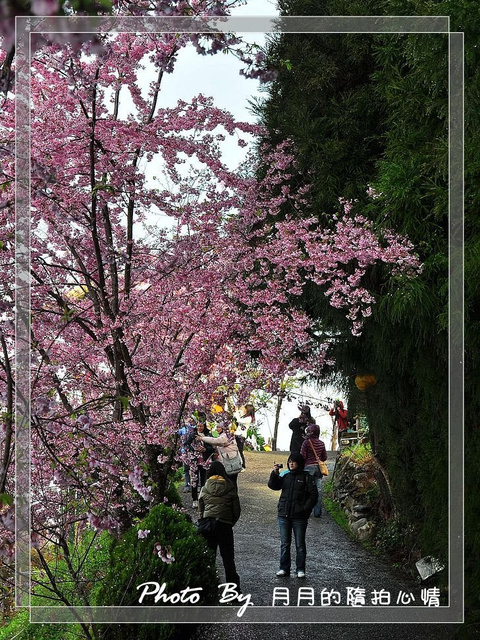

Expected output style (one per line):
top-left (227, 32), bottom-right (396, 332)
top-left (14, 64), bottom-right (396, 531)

top-left (95, 504), bottom-right (218, 640)
top-left (164, 473), bottom-right (182, 506)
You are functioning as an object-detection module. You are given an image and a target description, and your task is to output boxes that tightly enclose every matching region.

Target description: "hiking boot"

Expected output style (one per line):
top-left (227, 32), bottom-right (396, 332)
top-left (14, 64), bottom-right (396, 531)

top-left (276, 569), bottom-right (290, 577)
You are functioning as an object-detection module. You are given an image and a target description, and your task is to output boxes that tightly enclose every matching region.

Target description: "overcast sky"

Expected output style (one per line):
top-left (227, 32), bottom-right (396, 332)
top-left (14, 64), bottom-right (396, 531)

top-left (141, 0), bottom-right (281, 206)
top-left (158, 0), bottom-right (280, 157)
top-left (143, 1), bottom-right (347, 433)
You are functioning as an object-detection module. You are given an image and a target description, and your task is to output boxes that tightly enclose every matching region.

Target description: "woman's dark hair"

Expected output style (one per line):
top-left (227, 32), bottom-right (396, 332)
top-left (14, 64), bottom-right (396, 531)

top-left (299, 405), bottom-right (315, 425)
top-left (207, 460), bottom-right (228, 479)
top-left (287, 452), bottom-right (305, 470)
top-left (196, 423), bottom-right (210, 436)
top-left (244, 403), bottom-right (255, 420)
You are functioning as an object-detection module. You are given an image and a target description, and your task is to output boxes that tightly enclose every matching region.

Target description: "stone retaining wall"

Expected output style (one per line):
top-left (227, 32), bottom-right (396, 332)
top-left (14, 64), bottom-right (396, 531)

top-left (332, 452), bottom-right (383, 542)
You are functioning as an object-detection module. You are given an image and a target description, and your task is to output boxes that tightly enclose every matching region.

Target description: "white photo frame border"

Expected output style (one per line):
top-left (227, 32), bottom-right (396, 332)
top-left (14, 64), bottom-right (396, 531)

top-left (14, 14), bottom-right (464, 624)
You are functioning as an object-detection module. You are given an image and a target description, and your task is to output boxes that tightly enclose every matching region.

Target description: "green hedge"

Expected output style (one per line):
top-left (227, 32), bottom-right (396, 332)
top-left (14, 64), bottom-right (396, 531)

top-left (95, 504), bottom-right (218, 640)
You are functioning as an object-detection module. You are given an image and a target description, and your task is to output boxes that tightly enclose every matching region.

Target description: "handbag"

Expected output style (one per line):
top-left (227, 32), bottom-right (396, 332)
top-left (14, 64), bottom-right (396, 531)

top-left (221, 450), bottom-right (243, 475)
top-left (308, 440), bottom-right (329, 476)
top-left (196, 516), bottom-right (217, 536)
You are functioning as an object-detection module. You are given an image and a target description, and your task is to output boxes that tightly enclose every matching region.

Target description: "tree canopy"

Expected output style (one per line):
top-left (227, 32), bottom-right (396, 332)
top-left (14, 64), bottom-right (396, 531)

top-left (254, 0), bottom-right (473, 598)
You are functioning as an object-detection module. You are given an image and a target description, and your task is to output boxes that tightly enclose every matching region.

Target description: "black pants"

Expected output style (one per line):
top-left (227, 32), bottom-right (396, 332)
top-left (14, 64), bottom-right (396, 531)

top-left (235, 436), bottom-right (246, 468)
top-left (226, 472), bottom-right (238, 487)
top-left (183, 463), bottom-right (190, 487)
top-left (206, 520), bottom-right (240, 592)
top-left (191, 466), bottom-right (207, 501)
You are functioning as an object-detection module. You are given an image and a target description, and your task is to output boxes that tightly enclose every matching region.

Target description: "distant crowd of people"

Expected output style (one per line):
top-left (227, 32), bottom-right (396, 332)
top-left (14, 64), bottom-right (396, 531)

top-left (178, 400), bottom-right (347, 595)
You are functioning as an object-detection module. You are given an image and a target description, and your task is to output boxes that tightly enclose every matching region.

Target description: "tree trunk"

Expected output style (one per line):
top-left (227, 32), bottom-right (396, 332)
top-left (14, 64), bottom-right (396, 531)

top-left (331, 415), bottom-right (338, 451)
top-left (145, 444), bottom-right (168, 505)
top-left (272, 393), bottom-right (284, 451)
top-left (373, 457), bottom-right (397, 520)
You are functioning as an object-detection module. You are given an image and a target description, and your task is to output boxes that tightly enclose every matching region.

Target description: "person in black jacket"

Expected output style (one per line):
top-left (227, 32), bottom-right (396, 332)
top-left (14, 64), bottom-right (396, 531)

top-left (186, 415), bottom-right (214, 508)
top-left (288, 404), bottom-right (315, 454)
top-left (268, 452), bottom-right (318, 578)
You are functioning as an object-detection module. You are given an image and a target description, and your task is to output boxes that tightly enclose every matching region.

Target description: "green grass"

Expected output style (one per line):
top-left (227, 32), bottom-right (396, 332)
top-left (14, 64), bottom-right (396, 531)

top-left (0, 609), bottom-right (82, 640)
top-left (338, 442), bottom-right (374, 465)
top-left (323, 496), bottom-right (355, 538)
top-left (322, 478), bottom-right (355, 539)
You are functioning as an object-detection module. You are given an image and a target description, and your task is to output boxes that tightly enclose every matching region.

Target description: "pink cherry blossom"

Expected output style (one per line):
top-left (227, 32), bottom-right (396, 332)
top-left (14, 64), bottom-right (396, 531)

top-left (0, 30), bottom-right (422, 588)
top-left (153, 542), bottom-right (175, 564)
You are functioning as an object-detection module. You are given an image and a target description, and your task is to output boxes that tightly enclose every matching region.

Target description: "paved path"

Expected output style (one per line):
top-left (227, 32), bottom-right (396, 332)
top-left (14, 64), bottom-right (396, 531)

top-left (187, 450), bottom-right (458, 639)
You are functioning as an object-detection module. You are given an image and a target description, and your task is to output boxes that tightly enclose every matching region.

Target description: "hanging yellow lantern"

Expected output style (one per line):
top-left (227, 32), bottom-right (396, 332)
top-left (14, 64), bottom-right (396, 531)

top-left (355, 374), bottom-right (377, 391)
top-left (210, 391), bottom-right (226, 414)
top-left (210, 404), bottom-right (224, 414)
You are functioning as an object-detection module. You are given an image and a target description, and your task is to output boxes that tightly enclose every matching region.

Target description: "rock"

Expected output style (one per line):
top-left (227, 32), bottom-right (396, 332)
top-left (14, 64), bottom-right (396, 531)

top-left (331, 454), bottom-right (383, 543)
top-left (415, 556), bottom-right (445, 581)
top-left (352, 476), bottom-right (373, 496)
top-left (353, 472), bottom-right (368, 481)
top-left (352, 512), bottom-right (368, 520)
top-left (352, 484), bottom-right (370, 496)
top-left (353, 504), bottom-right (371, 513)
top-left (357, 521), bottom-right (376, 541)
top-left (350, 518), bottom-right (368, 534)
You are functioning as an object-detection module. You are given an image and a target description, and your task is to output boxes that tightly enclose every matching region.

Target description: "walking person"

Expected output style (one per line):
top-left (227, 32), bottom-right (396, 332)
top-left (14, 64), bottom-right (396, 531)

top-left (288, 404), bottom-right (315, 454)
top-left (268, 452), bottom-right (318, 578)
top-left (186, 414), bottom-right (214, 508)
top-left (300, 424), bottom-right (328, 517)
top-left (198, 461), bottom-right (241, 593)
top-left (196, 420), bottom-right (242, 486)
top-left (232, 403), bottom-right (255, 470)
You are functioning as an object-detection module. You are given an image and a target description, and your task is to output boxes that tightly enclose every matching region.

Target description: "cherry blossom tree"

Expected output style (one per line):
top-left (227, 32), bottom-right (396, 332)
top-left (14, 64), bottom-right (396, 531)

top-left (0, 67), bottom-right (15, 618)
top-left (0, 26), bottom-right (422, 619)
top-left (27, 28), bottom-right (419, 506)
top-left (1, 0), bottom-right (274, 97)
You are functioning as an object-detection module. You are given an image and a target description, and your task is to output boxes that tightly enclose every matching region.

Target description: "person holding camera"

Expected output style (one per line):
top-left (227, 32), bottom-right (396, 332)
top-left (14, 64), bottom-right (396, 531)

top-left (232, 403), bottom-right (255, 471)
top-left (268, 452), bottom-right (318, 578)
top-left (196, 420), bottom-right (241, 487)
top-left (329, 399), bottom-right (348, 433)
top-left (288, 404), bottom-right (315, 454)
top-left (186, 413), bottom-right (214, 508)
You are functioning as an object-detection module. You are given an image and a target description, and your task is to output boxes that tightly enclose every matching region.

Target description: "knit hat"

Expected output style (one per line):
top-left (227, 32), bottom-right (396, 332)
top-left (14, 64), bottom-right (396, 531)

top-left (305, 424), bottom-right (320, 438)
top-left (216, 419), bottom-right (235, 441)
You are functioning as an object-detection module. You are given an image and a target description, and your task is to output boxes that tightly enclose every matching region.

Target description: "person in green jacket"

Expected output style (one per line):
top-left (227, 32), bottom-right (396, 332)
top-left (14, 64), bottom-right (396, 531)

top-left (198, 460), bottom-right (241, 593)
